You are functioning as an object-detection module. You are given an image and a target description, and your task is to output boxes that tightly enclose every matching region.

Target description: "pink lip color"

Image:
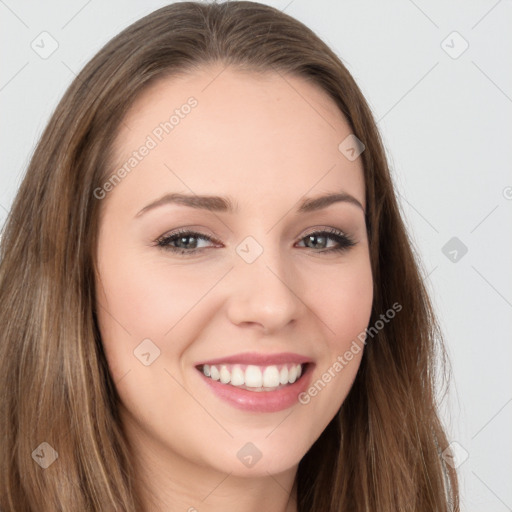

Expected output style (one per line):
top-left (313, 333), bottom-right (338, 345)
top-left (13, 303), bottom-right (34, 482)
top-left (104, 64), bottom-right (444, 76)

top-left (196, 351), bottom-right (313, 367)
top-left (197, 362), bottom-right (314, 413)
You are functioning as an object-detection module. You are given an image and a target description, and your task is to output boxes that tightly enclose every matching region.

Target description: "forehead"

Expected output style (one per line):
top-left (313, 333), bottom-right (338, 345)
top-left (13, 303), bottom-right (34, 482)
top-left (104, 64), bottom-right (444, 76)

top-left (107, 64), bottom-right (365, 212)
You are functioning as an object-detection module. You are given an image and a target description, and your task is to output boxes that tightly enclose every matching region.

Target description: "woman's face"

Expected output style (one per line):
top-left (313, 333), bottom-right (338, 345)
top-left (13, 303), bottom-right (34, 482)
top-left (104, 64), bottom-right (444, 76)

top-left (95, 64), bottom-right (373, 480)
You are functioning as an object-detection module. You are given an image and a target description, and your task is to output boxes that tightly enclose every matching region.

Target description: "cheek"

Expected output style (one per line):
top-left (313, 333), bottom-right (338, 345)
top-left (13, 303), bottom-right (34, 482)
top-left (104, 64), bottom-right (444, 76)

top-left (307, 256), bottom-right (374, 348)
top-left (94, 243), bottom-right (230, 384)
top-left (296, 258), bottom-right (372, 427)
top-left (96, 248), bottom-right (216, 340)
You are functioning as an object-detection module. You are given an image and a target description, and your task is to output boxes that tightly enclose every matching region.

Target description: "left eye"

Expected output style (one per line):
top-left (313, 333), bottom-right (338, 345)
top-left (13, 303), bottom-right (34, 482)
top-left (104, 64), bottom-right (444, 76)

top-left (155, 228), bottom-right (356, 255)
top-left (297, 228), bottom-right (356, 252)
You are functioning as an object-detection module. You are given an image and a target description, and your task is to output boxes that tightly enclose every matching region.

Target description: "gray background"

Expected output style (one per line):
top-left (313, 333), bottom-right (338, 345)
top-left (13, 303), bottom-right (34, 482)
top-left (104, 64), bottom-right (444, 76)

top-left (1, 1), bottom-right (511, 510)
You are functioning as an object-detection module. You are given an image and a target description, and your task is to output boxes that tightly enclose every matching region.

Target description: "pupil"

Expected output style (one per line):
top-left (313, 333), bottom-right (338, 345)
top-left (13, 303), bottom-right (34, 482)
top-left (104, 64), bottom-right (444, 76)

top-left (179, 235), bottom-right (196, 248)
top-left (308, 234), bottom-right (325, 248)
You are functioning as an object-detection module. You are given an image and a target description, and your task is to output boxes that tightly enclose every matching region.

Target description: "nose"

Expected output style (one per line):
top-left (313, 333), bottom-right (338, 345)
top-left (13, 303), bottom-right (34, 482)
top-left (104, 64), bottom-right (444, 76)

top-left (225, 242), bottom-right (305, 334)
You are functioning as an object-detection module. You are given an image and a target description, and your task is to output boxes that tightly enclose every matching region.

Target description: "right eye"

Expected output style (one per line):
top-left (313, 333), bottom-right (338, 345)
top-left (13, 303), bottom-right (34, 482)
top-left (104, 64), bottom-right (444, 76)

top-left (154, 230), bottom-right (221, 255)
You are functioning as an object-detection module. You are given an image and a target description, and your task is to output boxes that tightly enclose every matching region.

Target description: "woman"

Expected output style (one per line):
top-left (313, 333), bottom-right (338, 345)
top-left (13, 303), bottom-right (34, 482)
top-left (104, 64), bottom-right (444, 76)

top-left (0, 2), bottom-right (459, 510)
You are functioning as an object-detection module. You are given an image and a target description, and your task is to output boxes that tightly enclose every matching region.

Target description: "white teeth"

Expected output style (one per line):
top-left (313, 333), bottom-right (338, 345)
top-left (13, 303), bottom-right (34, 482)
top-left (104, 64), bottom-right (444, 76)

top-left (219, 365), bottom-right (230, 384)
top-left (201, 363), bottom-right (304, 389)
top-left (210, 365), bottom-right (220, 381)
top-left (230, 365), bottom-right (245, 386)
top-left (262, 366), bottom-right (280, 387)
top-left (245, 365), bottom-right (263, 387)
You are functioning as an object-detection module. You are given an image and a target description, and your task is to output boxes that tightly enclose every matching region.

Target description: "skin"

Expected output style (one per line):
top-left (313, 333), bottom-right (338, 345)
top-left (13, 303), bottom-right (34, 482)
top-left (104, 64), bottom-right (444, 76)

top-left (95, 64), bottom-right (373, 512)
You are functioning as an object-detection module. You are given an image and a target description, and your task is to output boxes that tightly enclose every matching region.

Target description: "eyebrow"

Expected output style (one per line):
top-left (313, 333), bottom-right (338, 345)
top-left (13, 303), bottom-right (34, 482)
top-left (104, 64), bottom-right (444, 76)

top-left (134, 191), bottom-right (365, 218)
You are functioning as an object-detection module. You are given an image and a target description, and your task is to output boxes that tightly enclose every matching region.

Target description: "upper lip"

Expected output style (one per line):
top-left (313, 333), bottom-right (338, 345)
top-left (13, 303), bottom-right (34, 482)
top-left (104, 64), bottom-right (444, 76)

top-left (195, 352), bottom-right (313, 367)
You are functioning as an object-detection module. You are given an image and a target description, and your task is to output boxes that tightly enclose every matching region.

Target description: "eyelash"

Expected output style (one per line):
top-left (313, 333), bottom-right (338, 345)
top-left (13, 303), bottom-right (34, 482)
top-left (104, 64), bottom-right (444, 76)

top-left (154, 227), bottom-right (356, 255)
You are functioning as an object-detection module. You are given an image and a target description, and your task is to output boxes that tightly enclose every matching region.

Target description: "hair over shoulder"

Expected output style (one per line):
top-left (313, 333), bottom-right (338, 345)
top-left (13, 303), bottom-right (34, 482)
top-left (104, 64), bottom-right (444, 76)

top-left (0, 2), bottom-right (459, 510)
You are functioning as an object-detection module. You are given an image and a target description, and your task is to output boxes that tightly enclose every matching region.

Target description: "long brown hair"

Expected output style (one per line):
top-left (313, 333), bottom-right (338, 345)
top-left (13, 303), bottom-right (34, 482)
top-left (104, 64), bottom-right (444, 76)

top-left (0, 2), bottom-right (459, 510)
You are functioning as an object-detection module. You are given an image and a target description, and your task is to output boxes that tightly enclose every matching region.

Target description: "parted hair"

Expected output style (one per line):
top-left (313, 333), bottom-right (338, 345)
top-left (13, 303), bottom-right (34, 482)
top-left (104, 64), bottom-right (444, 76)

top-left (0, 2), bottom-right (459, 510)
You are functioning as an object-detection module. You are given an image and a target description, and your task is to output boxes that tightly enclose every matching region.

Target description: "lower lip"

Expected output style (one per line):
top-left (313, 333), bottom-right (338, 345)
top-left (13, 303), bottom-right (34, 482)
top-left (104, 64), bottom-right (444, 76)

top-left (197, 364), bottom-right (314, 413)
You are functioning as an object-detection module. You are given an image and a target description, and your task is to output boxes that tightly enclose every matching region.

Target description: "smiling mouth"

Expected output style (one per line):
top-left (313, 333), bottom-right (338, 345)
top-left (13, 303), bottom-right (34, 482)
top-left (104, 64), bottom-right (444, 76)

top-left (196, 362), bottom-right (308, 392)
